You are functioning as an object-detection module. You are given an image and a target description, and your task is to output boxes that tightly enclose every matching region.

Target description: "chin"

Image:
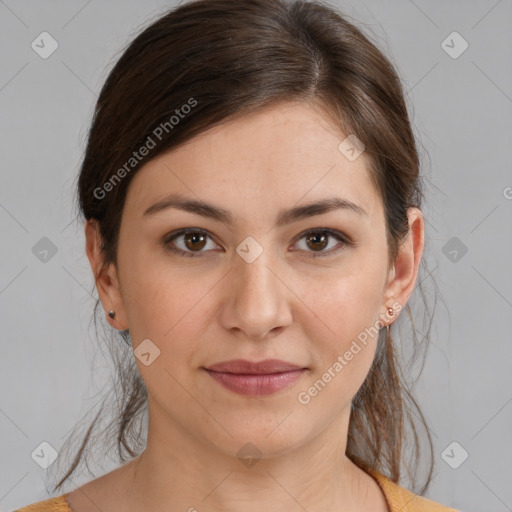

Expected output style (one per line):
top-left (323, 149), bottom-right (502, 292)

top-left (202, 415), bottom-right (311, 460)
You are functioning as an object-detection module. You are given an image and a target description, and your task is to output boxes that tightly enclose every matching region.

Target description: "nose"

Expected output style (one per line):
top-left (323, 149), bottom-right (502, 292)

top-left (220, 250), bottom-right (293, 341)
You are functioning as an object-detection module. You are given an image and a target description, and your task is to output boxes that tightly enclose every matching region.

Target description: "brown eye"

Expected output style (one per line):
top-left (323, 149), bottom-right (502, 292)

top-left (163, 229), bottom-right (218, 257)
top-left (164, 227), bottom-right (351, 259)
top-left (305, 232), bottom-right (329, 252)
top-left (293, 229), bottom-right (350, 259)
top-left (183, 231), bottom-right (207, 251)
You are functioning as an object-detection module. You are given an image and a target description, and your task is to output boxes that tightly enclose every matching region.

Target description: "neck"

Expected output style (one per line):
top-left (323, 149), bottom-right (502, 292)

top-left (123, 398), bottom-right (372, 512)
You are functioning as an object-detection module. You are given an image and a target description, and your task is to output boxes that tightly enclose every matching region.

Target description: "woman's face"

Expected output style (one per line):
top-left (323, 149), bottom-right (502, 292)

top-left (89, 101), bottom-right (423, 459)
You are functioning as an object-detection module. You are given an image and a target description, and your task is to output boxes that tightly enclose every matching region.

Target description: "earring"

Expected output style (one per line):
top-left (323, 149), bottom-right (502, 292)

top-left (386, 306), bottom-right (395, 334)
top-left (108, 310), bottom-right (115, 319)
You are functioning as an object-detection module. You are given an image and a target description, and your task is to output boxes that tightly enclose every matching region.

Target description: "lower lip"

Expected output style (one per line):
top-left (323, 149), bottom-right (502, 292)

top-left (204, 368), bottom-right (306, 396)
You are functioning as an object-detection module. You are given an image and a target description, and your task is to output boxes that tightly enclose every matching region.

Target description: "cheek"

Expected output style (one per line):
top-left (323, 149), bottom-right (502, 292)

top-left (119, 245), bottom-right (221, 370)
top-left (304, 260), bottom-right (385, 342)
top-left (296, 278), bottom-right (383, 415)
top-left (123, 269), bottom-right (212, 341)
top-left (296, 258), bottom-right (385, 394)
top-left (117, 234), bottom-right (188, 332)
top-left (121, 267), bottom-right (214, 397)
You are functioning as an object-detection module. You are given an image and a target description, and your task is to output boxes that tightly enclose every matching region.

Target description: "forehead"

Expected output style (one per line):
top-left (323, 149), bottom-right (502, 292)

top-left (124, 101), bottom-right (382, 225)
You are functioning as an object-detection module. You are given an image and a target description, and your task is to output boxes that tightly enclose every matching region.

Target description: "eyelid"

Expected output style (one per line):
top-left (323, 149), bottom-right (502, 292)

top-left (162, 227), bottom-right (352, 258)
top-left (162, 228), bottom-right (220, 257)
top-left (289, 228), bottom-right (352, 259)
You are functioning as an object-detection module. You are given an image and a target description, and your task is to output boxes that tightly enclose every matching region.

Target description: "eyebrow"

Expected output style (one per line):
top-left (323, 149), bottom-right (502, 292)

top-left (143, 193), bottom-right (367, 226)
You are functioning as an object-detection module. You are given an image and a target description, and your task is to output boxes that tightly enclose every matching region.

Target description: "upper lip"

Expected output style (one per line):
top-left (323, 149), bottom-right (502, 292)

top-left (204, 359), bottom-right (305, 375)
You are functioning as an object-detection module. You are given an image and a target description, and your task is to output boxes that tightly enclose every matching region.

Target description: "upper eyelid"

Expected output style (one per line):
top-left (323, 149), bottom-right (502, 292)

top-left (164, 227), bottom-right (349, 251)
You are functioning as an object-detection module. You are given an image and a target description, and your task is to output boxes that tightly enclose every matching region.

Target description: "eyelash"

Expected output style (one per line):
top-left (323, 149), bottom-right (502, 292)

top-left (162, 228), bottom-right (352, 259)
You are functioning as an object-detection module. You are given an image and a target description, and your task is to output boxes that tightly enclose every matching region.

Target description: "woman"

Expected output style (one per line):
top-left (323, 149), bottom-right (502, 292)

top-left (15, 0), bottom-right (459, 510)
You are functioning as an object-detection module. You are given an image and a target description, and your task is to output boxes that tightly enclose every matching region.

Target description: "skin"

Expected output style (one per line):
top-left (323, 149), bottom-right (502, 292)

top-left (71, 101), bottom-right (424, 512)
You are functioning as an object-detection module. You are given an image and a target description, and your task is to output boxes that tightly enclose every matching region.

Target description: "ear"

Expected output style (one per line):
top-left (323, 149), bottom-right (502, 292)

top-left (382, 207), bottom-right (424, 323)
top-left (84, 219), bottom-right (128, 331)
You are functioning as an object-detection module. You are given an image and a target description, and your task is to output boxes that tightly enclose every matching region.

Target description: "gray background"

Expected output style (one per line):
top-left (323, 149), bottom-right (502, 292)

top-left (1, 1), bottom-right (511, 511)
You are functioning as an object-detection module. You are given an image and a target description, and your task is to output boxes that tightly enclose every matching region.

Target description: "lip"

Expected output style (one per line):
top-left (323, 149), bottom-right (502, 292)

top-left (205, 358), bottom-right (305, 374)
top-left (203, 359), bottom-right (307, 396)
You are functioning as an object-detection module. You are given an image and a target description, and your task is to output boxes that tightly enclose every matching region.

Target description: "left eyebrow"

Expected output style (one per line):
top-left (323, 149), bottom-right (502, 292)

top-left (142, 193), bottom-right (367, 226)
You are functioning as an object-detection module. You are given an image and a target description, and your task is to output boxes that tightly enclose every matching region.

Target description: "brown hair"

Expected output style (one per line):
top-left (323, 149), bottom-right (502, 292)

top-left (51, 0), bottom-right (440, 495)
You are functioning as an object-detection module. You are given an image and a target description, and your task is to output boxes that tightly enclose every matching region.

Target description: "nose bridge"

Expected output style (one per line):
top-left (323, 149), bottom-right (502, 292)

top-left (236, 246), bottom-right (279, 309)
top-left (225, 241), bottom-right (291, 338)
top-left (239, 249), bottom-right (274, 292)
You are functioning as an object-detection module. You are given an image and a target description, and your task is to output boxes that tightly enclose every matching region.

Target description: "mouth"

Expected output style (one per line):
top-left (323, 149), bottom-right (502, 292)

top-left (205, 358), bottom-right (305, 374)
top-left (203, 359), bottom-right (307, 396)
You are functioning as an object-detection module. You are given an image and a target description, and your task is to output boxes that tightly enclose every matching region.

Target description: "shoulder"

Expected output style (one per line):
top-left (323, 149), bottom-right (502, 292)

top-left (366, 468), bottom-right (460, 512)
top-left (11, 493), bottom-right (72, 512)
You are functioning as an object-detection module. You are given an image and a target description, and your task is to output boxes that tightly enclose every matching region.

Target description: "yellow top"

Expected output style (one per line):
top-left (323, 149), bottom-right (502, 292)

top-left (12, 469), bottom-right (459, 511)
